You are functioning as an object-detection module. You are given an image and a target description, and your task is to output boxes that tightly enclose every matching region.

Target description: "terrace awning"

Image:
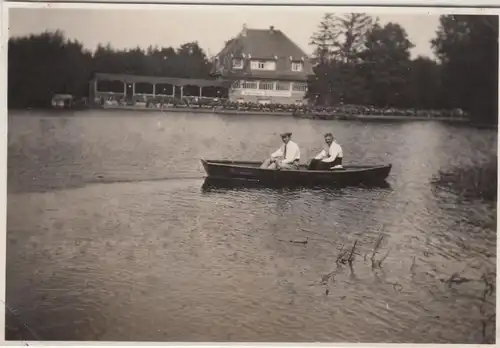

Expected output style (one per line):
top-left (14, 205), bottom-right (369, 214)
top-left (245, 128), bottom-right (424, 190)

top-left (94, 73), bottom-right (232, 88)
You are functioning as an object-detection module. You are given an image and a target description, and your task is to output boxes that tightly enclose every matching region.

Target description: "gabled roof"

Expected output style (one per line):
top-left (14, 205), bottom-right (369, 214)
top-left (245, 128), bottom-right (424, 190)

top-left (225, 27), bottom-right (308, 60)
top-left (213, 25), bottom-right (314, 80)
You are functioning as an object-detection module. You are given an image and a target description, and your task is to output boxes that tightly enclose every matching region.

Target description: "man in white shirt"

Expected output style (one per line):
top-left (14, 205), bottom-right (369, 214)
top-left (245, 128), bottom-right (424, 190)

top-left (308, 132), bottom-right (343, 170)
top-left (260, 132), bottom-right (300, 170)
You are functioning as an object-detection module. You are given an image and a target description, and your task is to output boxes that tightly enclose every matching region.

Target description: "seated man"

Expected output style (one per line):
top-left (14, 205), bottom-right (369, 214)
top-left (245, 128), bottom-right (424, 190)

top-left (308, 132), bottom-right (343, 170)
top-left (260, 132), bottom-right (300, 170)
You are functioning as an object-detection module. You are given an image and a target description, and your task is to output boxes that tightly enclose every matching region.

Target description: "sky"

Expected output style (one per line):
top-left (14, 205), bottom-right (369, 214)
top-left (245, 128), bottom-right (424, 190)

top-left (8, 6), bottom-right (441, 59)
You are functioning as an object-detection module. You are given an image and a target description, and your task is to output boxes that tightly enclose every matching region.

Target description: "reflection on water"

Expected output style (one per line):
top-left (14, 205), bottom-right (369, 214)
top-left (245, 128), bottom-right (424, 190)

top-left (6, 110), bottom-right (497, 343)
top-left (200, 177), bottom-right (393, 192)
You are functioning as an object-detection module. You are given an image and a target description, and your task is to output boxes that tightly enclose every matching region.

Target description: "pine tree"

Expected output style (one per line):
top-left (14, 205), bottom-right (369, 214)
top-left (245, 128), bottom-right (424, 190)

top-left (332, 13), bottom-right (377, 63)
top-left (309, 13), bottom-right (338, 64)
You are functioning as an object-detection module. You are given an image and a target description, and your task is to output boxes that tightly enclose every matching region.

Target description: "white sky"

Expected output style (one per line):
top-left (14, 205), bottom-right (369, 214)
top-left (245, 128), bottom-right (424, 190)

top-left (9, 6), bottom-right (441, 59)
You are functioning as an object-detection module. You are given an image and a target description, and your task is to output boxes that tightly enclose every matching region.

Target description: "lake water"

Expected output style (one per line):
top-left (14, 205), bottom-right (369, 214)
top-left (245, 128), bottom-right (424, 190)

top-left (6, 109), bottom-right (497, 343)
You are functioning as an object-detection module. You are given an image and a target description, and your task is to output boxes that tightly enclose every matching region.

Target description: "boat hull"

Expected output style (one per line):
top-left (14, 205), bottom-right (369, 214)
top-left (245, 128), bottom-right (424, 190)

top-left (201, 160), bottom-right (392, 188)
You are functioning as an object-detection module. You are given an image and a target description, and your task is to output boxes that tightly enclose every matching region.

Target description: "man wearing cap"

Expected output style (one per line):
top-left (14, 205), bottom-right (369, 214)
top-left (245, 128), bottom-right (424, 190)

top-left (308, 132), bottom-right (343, 170)
top-left (260, 132), bottom-right (300, 170)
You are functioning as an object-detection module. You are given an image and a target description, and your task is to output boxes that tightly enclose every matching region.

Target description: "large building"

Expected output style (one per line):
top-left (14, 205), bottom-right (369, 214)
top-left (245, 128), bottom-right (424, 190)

top-left (212, 24), bottom-right (314, 105)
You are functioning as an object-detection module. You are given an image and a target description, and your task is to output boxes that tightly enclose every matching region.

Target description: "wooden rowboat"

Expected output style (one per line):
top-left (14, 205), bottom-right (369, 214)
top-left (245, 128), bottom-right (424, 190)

top-left (201, 159), bottom-right (392, 188)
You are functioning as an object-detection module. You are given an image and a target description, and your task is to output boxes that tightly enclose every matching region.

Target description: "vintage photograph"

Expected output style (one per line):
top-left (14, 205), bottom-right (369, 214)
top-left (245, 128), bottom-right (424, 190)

top-left (5, 3), bottom-right (498, 344)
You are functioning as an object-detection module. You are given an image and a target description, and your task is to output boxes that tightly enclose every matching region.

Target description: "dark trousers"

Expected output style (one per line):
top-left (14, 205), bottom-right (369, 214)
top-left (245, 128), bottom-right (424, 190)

top-left (308, 157), bottom-right (343, 170)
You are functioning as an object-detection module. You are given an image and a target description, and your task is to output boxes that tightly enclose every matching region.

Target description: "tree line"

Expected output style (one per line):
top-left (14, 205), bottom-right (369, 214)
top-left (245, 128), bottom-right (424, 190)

top-left (8, 30), bottom-right (212, 108)
top-left (308, 13), bottom-right (498, 124)
top-left (8, 14), bottom-right (498, 124)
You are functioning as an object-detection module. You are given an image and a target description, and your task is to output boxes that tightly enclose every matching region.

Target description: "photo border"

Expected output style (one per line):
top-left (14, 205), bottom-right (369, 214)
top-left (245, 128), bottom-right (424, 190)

top-left (1, 1), bottom-right (498, 347)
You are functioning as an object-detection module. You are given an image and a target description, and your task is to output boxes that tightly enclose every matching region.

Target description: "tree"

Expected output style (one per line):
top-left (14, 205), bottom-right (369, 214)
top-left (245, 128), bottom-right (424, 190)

top-left (176, 41), bottom-right (211, 78)
top-left (146, 46), bottom-right (177, 76)
top-left (359, 22), bottom-right (415, 107)
top-left (332, 13), bottom-right (377, 63)
top-left (331, 13), bottom-right (376, 104)
top-left (405, 56), bottom-right (443, 109)
top-left (309, 13), bottom-right (338, 64)
top-left (431, 15), bottom-right (498, 123)
top-left (308, 12), bottom-right (376, 105)
top-left (8, 31), bottom-right (91, 107)
top-left (8, 31), bottom-right (214, 108)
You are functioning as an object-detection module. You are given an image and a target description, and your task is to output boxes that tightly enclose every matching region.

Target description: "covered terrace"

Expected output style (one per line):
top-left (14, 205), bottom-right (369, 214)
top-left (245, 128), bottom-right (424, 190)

top-left (90, 73), bottom-right (231, 100)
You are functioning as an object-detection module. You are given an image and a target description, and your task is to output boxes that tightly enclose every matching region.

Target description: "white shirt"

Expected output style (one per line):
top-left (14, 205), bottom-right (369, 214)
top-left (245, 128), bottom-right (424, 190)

top-left (314, 141), bottom-right (343, 163)
top-left (271, 140), bottom-right (300, 164)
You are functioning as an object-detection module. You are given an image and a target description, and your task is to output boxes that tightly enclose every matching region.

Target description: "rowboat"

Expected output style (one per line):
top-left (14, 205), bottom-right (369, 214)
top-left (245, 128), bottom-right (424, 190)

top-left (201, 159), bottom-right (392, 188)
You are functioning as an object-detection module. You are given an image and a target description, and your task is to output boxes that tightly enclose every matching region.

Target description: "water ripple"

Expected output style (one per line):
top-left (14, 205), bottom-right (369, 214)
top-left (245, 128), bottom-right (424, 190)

top-left (6, 110), bottom-right (497, 343)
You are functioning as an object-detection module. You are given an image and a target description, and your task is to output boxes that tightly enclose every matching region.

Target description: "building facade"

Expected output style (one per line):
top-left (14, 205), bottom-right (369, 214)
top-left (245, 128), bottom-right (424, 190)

top-left (212, 24), bottom-right (314, 105)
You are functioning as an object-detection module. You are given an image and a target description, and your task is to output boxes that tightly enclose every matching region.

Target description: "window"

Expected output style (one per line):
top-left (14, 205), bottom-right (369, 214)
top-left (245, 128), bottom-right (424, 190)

top-left (291, 62), bottom-right (303, 72)
top-left (292, 82), bottom-right (307, 92)
top-left (242, 81), bottom-right (258, 89)
top-left (258, 81), bottom-right (274, 90)
top-left (251, 61), bottom-right (264, 69)
top-left (232, 59), bottom-right (243, 69)
top-left (276, 82), bottom-right (291, 91)
top-left (250, 60), bottom-right (276, 71)
top-left (232, 80), bottom-right (242, 89)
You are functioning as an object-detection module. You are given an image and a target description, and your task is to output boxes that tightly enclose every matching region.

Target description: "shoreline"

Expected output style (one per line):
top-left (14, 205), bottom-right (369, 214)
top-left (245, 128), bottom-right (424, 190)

top-left (10, 105), bottom-right (493, 126)
top-left (103, 105), bottom-right (295, 117)
top-left (99, 104), bottom-right (472, 122)
top-left (105, 105), bottom-right (477, 123)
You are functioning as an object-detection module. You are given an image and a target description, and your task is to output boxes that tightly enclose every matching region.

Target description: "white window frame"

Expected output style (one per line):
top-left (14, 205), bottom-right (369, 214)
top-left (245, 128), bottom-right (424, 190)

top-left (276, 81), bottom-right (291, 91)
top-left (291, 62), bottom-right (303, 72)
top-left (292, 82), bottom-right (307, 92)
top-left (232, 58), bottom-right (243, 69)
top-left (242, 80), bottom-right (258, 89)
top-left (258, 81), bottom-right (275, 90)
top-left (251, 60), bottom-right (276, 71)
